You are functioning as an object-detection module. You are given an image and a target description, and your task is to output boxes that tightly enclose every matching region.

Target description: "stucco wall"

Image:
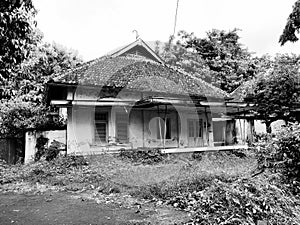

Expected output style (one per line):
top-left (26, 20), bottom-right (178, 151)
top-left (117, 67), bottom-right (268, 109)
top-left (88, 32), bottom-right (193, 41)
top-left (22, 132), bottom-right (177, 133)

top-left (25, 130), bottom-right (66, 164)
top-left (66, 105), bottom-right (214, 154)
top-left (254, 119), bottom-right (285, 134)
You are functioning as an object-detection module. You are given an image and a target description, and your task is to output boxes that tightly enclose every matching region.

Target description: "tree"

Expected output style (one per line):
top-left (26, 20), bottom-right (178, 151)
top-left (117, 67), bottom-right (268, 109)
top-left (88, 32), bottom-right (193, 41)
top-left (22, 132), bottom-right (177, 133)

top-left (0, 42), bottom-right (83, 138)
top-left (248, 54), bottom-right (299, 133)
top-left (0, 1), bottom-right (83, 143)
top-left (0, 0), bottom-right (39, 98)
top-left (279, 0), bottom-right (300, 45)
top-left (161, 29), bottom-right (256, 93)
top-left (0, 98), bottom-right (63, 138)
top-left (12, 42), bottom-right (82, 103)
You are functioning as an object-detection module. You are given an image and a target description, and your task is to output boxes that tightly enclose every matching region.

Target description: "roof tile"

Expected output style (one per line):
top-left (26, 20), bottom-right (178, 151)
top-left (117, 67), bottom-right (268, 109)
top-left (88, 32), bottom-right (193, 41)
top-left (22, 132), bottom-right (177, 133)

top-left (51, 56), bottom-right (228, 99)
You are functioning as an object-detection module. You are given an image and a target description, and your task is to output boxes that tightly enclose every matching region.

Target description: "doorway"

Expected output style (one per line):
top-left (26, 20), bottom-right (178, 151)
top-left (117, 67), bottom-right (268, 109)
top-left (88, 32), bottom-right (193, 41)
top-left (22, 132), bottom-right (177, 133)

top-left (187, 119), bottom-right (203, 147)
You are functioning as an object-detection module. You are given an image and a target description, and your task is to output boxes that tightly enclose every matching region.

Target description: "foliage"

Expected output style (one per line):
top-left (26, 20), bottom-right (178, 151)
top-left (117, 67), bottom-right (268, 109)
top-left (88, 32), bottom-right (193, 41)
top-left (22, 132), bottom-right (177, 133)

top-left (131, 172), bottom-right (235, 201)
top-left (118, 148), bottom-right (166, 164)
top-left (161, 29), bottom-right (256, 92)
top-left (182, 177), bottom-right (300, 225)
top-left (130, 163), bottom-right (300, 224)
top-left (34, 135), bottom-right (49, 161)
top-left (0, 98), bottom-right (65, 138)
top-left (255, 123), bottom-right (300, 195)
top-left (0, 0), bottom-right (38, 96)
top-left (34, 136), bottom-right (65, 162)
top-left (9, 42), bottom-right (82, 103)
top-left (0, 42), bottom-right (82, 138)
top-left (248, 54), bottom-right (299, 132)
top-left (279, 0), bottom-right (300, 45)
top-left (0, 0), bottom-right (82, 138)
top-left (0, 155), bottom-right (90, 186)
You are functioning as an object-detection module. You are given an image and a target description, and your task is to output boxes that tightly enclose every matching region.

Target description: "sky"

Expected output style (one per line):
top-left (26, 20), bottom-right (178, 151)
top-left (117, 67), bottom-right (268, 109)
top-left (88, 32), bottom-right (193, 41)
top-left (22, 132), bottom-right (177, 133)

top-left (32, 0), bottom-right (300, 61)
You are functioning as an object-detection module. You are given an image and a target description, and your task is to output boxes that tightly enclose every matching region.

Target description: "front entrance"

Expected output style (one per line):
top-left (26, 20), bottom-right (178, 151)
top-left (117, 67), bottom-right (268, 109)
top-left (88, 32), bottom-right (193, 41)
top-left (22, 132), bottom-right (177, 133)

top-left (187, 119), bottom-right (203, 147)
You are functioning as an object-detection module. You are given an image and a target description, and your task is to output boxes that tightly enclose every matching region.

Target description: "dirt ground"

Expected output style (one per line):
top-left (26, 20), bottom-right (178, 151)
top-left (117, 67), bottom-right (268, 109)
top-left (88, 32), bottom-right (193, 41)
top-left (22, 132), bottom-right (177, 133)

top-left (0, 152), bottom-right (257, 224)
top-left (0, 191), bottom-right (187, 225)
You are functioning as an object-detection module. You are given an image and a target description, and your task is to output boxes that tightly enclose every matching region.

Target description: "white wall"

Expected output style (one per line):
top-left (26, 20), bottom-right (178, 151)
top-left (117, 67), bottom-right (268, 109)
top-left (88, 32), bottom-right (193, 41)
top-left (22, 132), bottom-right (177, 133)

top-left (25, 130), bottom-right (66, 164)
top-left (254, 119), bottom-right (286, 134)
top-left (66, 105), bottom-right (214, 154)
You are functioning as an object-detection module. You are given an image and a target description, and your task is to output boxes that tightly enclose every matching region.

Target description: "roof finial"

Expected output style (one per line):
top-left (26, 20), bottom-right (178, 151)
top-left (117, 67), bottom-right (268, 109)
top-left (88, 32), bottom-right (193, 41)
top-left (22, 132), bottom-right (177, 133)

top-left (132, 30), bottom-right (140, 40)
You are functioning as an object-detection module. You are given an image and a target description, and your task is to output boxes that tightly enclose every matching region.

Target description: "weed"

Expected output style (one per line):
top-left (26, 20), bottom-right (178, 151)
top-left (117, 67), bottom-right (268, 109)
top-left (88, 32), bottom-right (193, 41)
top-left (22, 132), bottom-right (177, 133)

top-left (118, 148), bottom-right (166, 164)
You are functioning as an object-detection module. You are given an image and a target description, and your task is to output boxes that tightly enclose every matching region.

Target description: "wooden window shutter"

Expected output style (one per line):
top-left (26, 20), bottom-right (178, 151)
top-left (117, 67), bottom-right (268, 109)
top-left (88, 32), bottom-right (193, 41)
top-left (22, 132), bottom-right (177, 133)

top-left (116, 112), bottom-right (128, 143)
top-left (95, 111), bottom-right (108, 143)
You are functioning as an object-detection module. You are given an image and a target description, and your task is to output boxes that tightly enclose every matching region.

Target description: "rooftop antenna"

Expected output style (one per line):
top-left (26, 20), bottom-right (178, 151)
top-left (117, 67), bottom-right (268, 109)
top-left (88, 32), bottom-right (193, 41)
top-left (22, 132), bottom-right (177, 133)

top-left (132, 30), bottom-right (140, 40)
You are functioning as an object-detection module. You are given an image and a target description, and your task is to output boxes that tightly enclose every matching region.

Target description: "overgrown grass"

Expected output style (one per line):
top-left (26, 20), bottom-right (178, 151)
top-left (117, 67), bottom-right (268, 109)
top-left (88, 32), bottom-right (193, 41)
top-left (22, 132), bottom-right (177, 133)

top-left (0, 150), bottom-right (255, 193)
top-left (1, 149), bottom-right (299, 224)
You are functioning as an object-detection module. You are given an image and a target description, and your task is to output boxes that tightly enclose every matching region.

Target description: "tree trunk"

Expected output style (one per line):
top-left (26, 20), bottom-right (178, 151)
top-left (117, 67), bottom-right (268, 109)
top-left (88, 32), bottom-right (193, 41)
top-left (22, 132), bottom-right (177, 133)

top-left (266, 121), bottom-right (272, 133)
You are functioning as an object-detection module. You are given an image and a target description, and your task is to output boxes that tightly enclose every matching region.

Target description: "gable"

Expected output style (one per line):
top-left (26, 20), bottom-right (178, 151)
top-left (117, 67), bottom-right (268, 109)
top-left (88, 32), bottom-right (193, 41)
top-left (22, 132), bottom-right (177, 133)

top-left (109, 38), bottom-right (163, 63)
top-left (118, 45), bottom-right (159, 62)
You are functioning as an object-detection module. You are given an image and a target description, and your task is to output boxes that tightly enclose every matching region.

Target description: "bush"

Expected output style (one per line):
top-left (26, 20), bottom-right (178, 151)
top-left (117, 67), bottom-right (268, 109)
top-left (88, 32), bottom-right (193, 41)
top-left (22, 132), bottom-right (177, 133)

top-left (131, 172), bottom-right (236, 201)
top-left (255, 123), bottom-right (300, 194)
top-left (35, 136), bottom-right (66, 162)
top-left (51, 155), bottom-right (88, 168)
top-left (181, 177), bottom-right (300, 225)
top-left (118, 148), bottom-right (166, 164)
top-left (34, 135), bottom-right (49, 161)
top-left (191, 152), bottom-right (203, 161)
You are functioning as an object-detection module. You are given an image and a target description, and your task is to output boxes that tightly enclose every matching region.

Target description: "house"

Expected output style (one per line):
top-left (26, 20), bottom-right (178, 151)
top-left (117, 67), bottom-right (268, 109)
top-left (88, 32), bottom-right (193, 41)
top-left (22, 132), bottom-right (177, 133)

top-left (46, 38), bottom-right (243, 155)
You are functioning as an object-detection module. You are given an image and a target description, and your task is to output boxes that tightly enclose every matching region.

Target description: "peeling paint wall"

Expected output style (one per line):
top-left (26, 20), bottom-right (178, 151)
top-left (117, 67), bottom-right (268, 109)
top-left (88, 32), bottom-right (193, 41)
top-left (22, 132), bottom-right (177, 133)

top-left (25, 130), bottom-right (66, 164)
top-left (66, 105), bottom-right (214, 154)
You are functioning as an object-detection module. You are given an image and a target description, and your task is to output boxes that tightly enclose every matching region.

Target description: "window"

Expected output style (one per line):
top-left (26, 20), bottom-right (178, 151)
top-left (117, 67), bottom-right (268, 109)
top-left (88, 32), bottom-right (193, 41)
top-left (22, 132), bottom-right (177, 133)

top-left (188, 120), bottom-right (195, 138)
top-left (94, 111), bottom-right (108, 143)
top-left (188, 119), bottom-right (203, 138)
top-left (157, 117), bottom-right (171, 139)
top-left (116, 112), bottom-right (129, 143)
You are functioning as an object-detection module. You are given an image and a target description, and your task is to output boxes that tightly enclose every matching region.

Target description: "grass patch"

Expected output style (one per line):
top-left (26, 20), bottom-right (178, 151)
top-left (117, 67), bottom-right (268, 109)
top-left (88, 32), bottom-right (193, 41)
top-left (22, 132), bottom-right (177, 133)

top-left (2, 150), bottom-right (298, 224)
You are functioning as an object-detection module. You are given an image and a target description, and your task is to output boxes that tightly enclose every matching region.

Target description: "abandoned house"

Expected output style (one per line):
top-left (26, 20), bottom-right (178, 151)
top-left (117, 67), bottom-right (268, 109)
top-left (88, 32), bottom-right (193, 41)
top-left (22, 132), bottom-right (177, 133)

top-left (46, 38), bottom-right (246, 155)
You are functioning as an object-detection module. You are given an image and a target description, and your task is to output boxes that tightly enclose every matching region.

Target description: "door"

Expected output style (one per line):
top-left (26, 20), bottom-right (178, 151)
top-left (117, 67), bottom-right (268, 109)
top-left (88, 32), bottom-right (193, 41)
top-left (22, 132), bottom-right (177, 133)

top-left (187, 119), bottom-right (203, 147)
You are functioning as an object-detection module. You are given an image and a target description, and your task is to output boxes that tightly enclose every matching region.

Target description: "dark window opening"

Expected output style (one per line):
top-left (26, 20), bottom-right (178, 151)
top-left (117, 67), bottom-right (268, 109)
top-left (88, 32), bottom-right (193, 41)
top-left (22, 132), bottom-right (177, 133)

top-left (95, 111), bottom-right (108, 143)
top-left (116, 112), bottom-right (129, 143)
top-left (157, 117), bottom-right (171, 140)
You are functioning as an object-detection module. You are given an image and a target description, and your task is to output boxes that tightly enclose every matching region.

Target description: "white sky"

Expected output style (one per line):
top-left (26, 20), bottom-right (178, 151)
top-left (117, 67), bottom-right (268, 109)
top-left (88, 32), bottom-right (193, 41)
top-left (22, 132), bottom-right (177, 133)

top-left (33, 0), bottom-right (300, 61)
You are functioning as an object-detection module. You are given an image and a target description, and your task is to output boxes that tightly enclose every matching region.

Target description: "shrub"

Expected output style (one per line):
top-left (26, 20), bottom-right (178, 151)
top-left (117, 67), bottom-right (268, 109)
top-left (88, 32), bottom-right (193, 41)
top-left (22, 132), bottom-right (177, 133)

top-left (182, 177), bottom-right (300, 225)
top-left (273, 123), bottom-right (300, 180)
top-left (118, 148), bottom-right (166, 164)
top-left (51, 155), bottom-right (88, 168)
top-left (35, 136), bottom-right (66, 162)
top-left (255, 123), bottom-right (300, 194)
top-left (191, 152), bottom-right (203, 161)
top-left (34, 135), bottom-right (49, 161)
top-left (131, 172), bottom-right (236, 201)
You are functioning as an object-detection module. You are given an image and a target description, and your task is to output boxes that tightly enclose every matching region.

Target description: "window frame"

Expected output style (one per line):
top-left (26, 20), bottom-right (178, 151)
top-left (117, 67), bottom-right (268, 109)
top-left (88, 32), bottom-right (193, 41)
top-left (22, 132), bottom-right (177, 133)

top-left (94, 111), bottom-right (109, 144)
top-left (115, 112), bottom-right (129, 144)
top-left (156, 117), bottom-right (172, 140)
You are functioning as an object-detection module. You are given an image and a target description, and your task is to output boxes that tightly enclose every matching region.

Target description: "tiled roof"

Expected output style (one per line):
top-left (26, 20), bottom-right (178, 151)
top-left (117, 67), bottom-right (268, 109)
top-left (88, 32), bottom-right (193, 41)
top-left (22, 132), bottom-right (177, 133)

top-left (229, 80), bottom-right (256, 102)
top-left (51, 55), bottom-right (228, 99)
